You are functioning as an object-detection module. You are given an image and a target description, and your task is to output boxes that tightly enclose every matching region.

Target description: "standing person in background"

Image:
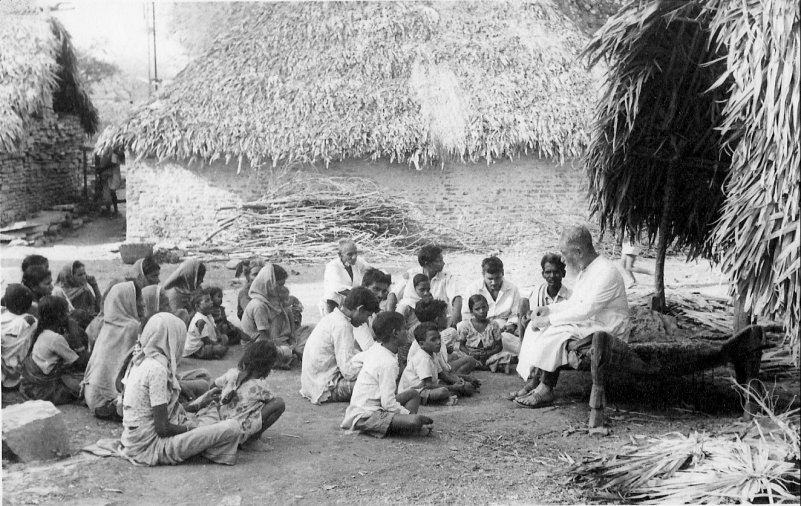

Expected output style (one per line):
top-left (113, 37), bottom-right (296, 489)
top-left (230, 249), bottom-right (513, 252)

top-left (95, 148), bottom-right (122, 216)
top-left (321, 239), bottom-right (372, 315)
top-left (388, 245), bottom-right (463, 327)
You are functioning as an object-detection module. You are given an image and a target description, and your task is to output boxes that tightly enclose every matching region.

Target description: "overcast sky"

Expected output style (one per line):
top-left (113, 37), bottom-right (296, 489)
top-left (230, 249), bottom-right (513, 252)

top-left (47, 0), bottom-right (191, 82)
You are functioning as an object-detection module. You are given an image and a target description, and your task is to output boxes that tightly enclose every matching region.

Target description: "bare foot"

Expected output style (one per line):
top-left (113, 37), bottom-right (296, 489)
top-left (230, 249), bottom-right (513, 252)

top-left (240, 438), bottom-right (274, 452)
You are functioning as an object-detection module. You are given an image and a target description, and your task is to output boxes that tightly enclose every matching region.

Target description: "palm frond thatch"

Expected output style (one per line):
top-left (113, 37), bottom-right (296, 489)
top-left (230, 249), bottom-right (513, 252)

top-left (706, 0), bottom-right (800, 361)
top-left (0, 8), bottom-right (98, 153)
top-left (584, 0), bottom-right (800, 355)
top-left (583, 0), bottom-right (730, 259)
top-left (570, 384), bottom-right (801, 504)
top-left (96, 1), bottom-right (595, 168)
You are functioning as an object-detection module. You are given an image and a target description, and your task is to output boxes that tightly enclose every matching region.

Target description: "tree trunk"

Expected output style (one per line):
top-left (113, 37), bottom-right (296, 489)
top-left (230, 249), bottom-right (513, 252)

top-left (652, 164), bottom-right (676, 313)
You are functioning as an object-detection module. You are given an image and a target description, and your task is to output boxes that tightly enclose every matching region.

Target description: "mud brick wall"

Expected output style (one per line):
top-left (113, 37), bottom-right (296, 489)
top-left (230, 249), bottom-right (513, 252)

top-left (0, 108), bottom-right (86, 225)
top-left (126, 157), bottom-right (591, 245)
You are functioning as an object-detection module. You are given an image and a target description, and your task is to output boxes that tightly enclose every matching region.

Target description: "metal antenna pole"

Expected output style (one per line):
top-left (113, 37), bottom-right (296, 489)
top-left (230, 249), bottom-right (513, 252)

top-left (152, 2), bottom-right (158, 92)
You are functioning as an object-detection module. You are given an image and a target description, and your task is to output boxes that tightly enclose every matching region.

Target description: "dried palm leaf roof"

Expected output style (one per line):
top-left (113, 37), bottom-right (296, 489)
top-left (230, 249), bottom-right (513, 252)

top-left (97, 1), bottom-right (596, 167)
top-left (0, 5), bottom-right (98, 153)
top-left (584, 0), bottom-right (799, 355)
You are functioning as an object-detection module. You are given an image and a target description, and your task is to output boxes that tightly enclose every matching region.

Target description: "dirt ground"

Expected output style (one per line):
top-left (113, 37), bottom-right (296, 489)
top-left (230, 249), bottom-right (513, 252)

top-left (0, 208), bottom-right (771, 506)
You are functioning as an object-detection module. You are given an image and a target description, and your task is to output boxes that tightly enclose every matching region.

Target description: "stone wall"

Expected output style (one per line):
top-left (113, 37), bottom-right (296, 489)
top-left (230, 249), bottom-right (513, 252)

top-left (126, 156), bottom-right (591, 245)
top-left (0, 107), bottom-right (87, 225)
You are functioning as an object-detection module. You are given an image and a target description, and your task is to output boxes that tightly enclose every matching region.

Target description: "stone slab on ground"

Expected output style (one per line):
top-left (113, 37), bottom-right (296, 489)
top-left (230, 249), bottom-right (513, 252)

top-left (2, 400), bottom-right (71, 462)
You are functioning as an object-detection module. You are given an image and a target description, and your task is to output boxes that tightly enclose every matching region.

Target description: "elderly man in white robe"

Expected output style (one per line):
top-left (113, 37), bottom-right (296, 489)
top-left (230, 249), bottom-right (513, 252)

top-left (320, 239), bottom-right (373, 315)
top-left (513, 225), bottom-right (630, 408)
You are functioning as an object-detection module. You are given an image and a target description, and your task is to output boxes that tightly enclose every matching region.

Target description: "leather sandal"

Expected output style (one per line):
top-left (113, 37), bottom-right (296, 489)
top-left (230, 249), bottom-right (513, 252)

top-left (513, 390), bottom-right (554, 409)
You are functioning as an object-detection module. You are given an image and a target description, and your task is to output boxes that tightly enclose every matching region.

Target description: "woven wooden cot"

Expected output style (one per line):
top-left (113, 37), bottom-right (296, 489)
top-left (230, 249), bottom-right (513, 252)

top-left (566, 325), bottom-right (765, 428)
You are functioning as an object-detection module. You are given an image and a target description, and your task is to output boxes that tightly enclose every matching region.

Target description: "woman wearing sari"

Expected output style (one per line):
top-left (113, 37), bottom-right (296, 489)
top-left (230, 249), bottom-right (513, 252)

top-left (82, 281), bottom-right (142, 419)
top-left (131, 256), bottom-right (161, 288)
top-left (51, 261), bottom-right (102, 324)
top-left (163, 259), bottom-right (205, 322)
top-left (240, 264), bottom-right (296, 369)
top-left (120, 313), bottom-right (242, 466)
top-left (140, 285), bottom-right (211, 401)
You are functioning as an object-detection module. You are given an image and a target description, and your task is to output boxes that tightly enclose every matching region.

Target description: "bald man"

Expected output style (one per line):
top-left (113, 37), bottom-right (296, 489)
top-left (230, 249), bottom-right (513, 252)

top-left (513, 225), bottom-right (630, 408)
top-left (320, 239), bottom-right (373, 315)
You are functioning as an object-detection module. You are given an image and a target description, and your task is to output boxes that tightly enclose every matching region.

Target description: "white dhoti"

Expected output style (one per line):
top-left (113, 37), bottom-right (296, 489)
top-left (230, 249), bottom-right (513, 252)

top-left (516, 322), bottom-right (585, 379)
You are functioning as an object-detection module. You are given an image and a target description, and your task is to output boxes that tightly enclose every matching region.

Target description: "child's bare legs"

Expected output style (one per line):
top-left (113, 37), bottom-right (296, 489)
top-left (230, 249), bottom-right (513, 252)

top-left (396, 389), bottom-right (420, 414)
top-left (450, 356), bottom-right (478, 374)
top-left (242, 397), bottom-right (286, 452)
top-left (447, 382), bottom-right (475, 397)
top-left (387, 413), bottom-right (434, 435)
top-left (425, 386), bottom-right (452, 404)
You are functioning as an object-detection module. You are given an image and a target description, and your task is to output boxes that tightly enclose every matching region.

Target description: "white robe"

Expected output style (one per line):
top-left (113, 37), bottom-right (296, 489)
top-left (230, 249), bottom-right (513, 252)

top-left (320, 257), bottom-right (372, 315)
top-left (516, 256), bottom-right (630, 376)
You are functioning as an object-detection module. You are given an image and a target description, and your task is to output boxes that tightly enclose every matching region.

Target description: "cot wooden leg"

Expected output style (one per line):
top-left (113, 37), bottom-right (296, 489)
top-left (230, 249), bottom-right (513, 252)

top-left (589, 332), bottom-right (609, 428)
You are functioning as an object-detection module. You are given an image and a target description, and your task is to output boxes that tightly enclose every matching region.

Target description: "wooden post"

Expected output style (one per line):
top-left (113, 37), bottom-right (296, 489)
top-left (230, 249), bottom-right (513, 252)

top-left (589, 332), bottom-right (608, 428)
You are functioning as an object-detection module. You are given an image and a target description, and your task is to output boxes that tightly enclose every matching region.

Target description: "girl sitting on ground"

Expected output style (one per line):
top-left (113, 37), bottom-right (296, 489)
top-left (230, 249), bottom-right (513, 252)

top-left (195, 340), bottom-right (286, 451)
top-left (23, 265), bottom-right (88, 352)
top-left (20, 296), bottom-right (88, 404)
top-left (455, 294), bottom-right (507, 372)
top-left (341, 312), bottom-right (433, 438)
top-left (82, 281), bottom-right (143, 419)
top-left (236, 258), bottom-right (264, 320)
top-left (184, 291), bottom-right (228, 360)
top-left (1, 285), bottom-right (37, 389)
top-left (207, 286), bottom-right (244, 346)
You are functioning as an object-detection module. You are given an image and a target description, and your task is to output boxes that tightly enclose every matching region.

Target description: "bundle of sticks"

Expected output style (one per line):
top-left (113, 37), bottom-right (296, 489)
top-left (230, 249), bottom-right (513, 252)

top-left (203, 175), bottom-right (483, 262)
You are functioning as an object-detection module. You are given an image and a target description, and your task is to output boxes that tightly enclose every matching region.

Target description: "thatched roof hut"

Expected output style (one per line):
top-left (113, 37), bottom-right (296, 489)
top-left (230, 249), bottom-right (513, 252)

top-left (584, 0), bottom-right (799, 354)
top-left (0, 5), bottom-right (98, 152)
top-left (97, 1), bottom-right (596, 168)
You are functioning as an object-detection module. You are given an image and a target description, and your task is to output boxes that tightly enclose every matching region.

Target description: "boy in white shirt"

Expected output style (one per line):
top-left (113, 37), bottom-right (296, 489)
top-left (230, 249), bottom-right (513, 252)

top-left (184, 290), bottom-right (228, 359)
top-left (399, 322), bottom-right (463, 405)
top-left (341, 312), bottom-right (432, 438)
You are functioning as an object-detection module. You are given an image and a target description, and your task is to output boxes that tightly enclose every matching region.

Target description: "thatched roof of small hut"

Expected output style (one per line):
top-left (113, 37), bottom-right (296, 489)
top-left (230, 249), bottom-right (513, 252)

top-left (0, 4), bottom-right (98, 153)
top-left (584, 0), bottom-right (799, 354)
top-left (97, 1), bottom-right (596, 168)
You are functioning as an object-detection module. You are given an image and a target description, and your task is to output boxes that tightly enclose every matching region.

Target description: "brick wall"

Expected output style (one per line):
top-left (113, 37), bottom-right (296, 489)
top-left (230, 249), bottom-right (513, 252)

top-left (126, 156), bottom-right (591, 244)
top-left (0, 108), bottom-right (87, 225)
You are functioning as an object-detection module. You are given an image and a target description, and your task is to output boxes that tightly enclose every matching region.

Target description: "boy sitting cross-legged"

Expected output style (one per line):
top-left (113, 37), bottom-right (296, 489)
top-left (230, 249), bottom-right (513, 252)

top-left (399, 322), bottom-right (471, 405)
top-left (341, 312), bottom-right (433, 438)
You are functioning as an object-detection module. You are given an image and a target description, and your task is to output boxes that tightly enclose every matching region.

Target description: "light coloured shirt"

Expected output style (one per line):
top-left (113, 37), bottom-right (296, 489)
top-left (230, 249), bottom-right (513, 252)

top-left (407, 324), bottom-right (454, 372)
top-left (548, 256), bottom-right (629, 337)
top-left (322, 257), bottom-right (372, 303)
top-left (393, 267), bottom-right (461, 309)
top-left (122, 358), bottom-right (171, 427)
top-left (1, 309), bottom-right (36, 387)
top-left (300, 308), bottom-right (362, 404)
top-left (398, 348), bottom-right (441, 393)
top-left (184, 312), bottom-right (218, 357)
top-left (461, 278), bottom-right (521, 327)
top-left (517, 256), bottom-right (629, 375)
top-left (341, 344), bottom-right (409, 430)
top-left (353, 314), bottom-right (376, 352)
top-left (528, 284), bottom-right (571, 307)
top-left (31, 329), bottom-right (78, 375)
